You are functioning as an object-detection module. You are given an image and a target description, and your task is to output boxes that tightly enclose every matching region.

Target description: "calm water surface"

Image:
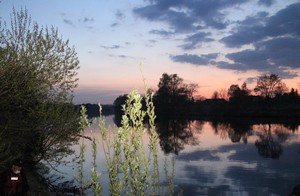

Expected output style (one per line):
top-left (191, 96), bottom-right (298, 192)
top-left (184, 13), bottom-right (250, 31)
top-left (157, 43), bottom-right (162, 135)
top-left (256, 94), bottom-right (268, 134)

top-left (48, 115), bottom-right (300, 196)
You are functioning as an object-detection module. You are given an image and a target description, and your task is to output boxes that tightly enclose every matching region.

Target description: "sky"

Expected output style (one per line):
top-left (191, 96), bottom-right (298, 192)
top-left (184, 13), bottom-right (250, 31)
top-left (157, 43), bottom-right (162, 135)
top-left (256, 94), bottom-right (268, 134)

top-left (1, 0), bottom-right (300, 104)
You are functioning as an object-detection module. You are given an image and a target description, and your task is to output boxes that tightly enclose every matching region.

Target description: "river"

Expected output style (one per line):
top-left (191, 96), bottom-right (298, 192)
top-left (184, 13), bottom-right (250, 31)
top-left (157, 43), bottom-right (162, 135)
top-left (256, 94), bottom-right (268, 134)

top-left (44, 115), bottom-right (300, 195)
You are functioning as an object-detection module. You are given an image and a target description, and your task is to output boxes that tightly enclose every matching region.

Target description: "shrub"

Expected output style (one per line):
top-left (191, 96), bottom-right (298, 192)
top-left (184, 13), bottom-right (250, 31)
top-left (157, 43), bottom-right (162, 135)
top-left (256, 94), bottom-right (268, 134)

top-left (77, 89), bottom-right (177, 196)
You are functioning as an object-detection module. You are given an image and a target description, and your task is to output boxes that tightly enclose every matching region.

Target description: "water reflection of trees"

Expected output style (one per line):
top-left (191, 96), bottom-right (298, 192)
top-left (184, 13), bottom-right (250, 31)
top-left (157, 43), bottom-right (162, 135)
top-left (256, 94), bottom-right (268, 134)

top-left (209, 121), bottom-right (295, 159)
top-left (254, 124), bottom-right (290, 159)
top-left (210, 121), bottom-right (252, 143)
top-left (155, 119), bottom-right (298, 157)
top-left (155, 120), bottom-right (203, 154)
top-left (281, 122), bottom-right (299, 133)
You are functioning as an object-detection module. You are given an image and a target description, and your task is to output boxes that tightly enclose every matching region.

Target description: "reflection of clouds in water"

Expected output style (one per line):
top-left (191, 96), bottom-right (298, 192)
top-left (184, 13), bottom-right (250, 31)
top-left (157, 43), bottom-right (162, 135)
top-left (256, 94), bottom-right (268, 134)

top-left (176, 148), bottom-right (257, 195)
top-left (175, 140), bottom-right (300, 195)
top-left (174, 123), bottom-right (300, 194)
top-left (225, 147), bottom-right (300, 196)
top-left (280, 131), bottom-right (300, 144)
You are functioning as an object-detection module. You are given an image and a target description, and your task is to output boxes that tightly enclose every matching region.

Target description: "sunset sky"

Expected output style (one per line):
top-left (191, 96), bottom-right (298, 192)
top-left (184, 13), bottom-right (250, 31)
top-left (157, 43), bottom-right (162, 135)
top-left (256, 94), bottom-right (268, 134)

top-left (1, 0), bottom-right (300, 104)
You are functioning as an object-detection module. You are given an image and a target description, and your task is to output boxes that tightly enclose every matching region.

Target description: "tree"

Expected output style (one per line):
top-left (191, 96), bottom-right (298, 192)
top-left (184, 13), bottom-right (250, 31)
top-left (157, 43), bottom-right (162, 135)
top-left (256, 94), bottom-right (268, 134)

top-left (154, 73), bottom-right (198, 119)
top-left (0, 8), bottom-right (80, 165)
top-left (211, 91), bottom-right (219, 99)
top-left (227, 84), bottom-right (241, 99)
top-left (78, 90), bottom-right (177, 195)
top-left (288, 88), bottom-right (299, 100)
top-left (218, 88), bottom-right (228, 100)
top-left (227, 82), bottom-right (250, 100)
top-left (241, 82), bottom-right (251, 96)
top-left (274, 82), bottom-right (288, 97)
top-left (254, 74), bottom-right (287, 99)
top-left (113, 94), bottom-right (128, 126)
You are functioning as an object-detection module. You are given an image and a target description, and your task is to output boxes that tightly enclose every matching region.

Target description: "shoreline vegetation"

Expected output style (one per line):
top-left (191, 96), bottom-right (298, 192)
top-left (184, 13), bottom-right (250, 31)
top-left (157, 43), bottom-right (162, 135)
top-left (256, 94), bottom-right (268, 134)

top-left (78, 97), bottom-right (300, 123)
top-left (75, 89), bottom-right (179, 196)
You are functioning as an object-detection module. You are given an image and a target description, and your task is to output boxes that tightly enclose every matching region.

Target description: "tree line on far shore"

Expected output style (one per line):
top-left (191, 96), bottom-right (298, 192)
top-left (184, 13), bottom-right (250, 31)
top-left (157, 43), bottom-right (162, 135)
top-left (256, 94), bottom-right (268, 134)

top-left (82, 73), bottom-right (300, 121)
top-left (110, 73), bottom-right (300, 124)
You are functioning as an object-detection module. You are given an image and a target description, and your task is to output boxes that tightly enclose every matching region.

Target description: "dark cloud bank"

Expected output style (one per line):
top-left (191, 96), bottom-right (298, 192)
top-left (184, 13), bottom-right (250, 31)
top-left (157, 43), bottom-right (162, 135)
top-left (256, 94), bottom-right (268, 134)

top-left (133, 0), bottom-right (300, 79)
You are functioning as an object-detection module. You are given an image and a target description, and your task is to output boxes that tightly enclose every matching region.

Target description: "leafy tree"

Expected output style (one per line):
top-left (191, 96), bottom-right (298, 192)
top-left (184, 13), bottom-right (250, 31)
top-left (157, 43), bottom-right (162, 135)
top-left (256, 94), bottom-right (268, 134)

top-left (0, 8), bottom-right (80, 165)
top-left (154, 73), bottom-right (198, 119)
top-left (113, 94), bottom-right (128, 126)
top-left (227, 84), bottom-right (241, 99)
top-left (227, 82), bottom-right (250, 100)
top-left (287, 88), bottom-right (299, 101)
top-left (254, 74), bottom-right (287, 99)
top-left (78, 90), bottom-right (177, 195)
top-left (289, 88), bottom-right (299, 97)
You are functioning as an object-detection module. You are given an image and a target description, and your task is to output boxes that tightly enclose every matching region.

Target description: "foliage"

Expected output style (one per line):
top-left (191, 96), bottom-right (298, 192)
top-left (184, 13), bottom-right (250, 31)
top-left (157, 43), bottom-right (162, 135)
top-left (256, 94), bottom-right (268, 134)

top-left (154, 73), bottom-right (198, 119)
top-left (90, 135), bottom-right (102, 196)
top-left (0, 131), bottom-right (14, 172)
top-left (0, 8), bottom-right (80, 165)
top-left (227, 82), bottom-right (250, 100)
top-left (78, 89), bottom-right (177, 195)
top-left (76, 104), bottom-right (114, 118)
top-left (113, 94), bottom-right (128, 126)
top-left (77, 106), bottom-right (89, 196)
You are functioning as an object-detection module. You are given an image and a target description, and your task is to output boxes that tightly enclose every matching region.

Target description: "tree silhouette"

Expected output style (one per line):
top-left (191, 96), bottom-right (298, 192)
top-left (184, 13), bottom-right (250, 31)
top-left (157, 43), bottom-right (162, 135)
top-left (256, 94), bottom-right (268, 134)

top-left (113, 94), bottom-right (128, 126)
top-left (254, 74), bottom-right (287, 99)
top-left (227, 82), bottom-right (250, 101)
top-left (154, 73), bottom-right (197, 119)
top-left (211, 91), bottom-right (219, 99)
